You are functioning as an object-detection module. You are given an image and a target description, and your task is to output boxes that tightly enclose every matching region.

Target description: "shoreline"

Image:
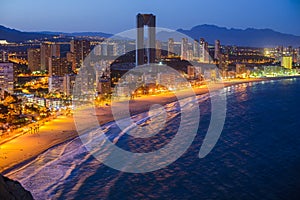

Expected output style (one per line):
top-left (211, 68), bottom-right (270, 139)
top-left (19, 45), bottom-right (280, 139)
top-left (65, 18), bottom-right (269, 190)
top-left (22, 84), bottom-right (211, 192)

top-left (1, 76), bottom-right (299, 175)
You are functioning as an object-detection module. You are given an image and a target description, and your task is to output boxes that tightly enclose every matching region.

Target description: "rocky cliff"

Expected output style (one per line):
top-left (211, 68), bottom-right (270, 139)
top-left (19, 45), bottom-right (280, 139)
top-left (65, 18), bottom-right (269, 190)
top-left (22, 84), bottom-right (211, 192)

top-left (0, 174), bottom-right (34, 200)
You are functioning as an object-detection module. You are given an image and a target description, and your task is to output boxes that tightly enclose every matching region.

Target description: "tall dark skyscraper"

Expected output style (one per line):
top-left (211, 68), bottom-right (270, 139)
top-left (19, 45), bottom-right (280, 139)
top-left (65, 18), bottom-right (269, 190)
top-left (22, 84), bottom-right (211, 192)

top-left (136, 13), bottom-right (156, 66)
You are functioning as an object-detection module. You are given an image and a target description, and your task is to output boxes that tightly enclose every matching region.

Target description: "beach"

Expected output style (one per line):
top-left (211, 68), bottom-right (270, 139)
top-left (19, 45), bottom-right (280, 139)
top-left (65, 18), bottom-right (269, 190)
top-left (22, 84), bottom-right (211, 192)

top-left (0, 77), bottom-right (291, 173)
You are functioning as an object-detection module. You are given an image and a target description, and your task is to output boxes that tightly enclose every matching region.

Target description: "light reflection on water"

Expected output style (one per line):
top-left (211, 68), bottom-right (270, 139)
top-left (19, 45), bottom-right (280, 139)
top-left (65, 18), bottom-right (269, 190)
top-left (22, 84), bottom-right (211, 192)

top-left (6, 78), bottom-right (300, 200)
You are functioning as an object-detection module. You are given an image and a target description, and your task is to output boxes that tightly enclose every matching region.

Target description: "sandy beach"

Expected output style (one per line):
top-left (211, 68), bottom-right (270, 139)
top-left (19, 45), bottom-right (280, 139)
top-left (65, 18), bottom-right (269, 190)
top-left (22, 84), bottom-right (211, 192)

top-left (0, 77), bottom-right (295, 174)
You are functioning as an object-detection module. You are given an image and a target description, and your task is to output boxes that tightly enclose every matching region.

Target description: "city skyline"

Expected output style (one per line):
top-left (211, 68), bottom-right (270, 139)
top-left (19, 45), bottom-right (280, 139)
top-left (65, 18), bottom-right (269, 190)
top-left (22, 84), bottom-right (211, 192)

top-left (1, 0), bottom-right (300, 36)
top-left (1, 6), bottom-right (300, 199)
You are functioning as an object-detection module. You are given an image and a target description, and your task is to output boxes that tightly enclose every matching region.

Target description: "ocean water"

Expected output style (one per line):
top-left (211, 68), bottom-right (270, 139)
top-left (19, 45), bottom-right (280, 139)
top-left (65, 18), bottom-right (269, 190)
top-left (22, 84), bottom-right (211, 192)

top-left (6, 78), bottom-right (300, 200)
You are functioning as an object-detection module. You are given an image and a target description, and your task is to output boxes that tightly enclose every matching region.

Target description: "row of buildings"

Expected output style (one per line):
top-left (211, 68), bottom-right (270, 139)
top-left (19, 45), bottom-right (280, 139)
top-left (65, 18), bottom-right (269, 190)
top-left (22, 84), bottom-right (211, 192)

top-left (27, 40), bottom-right (91, 74)
top-left (1, 34), bottom-right (299, 99)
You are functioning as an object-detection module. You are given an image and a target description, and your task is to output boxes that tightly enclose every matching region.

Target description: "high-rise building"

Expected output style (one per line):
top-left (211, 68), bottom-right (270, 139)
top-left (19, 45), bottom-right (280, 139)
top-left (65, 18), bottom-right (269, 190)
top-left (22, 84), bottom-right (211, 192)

top-left (27, 48), bottom-right (41, 72)
top-left (281, 56), bottom-right (293, 69)
top-left (97, 73), bottom-right (111, 97)
top-left (287, 46), bottom-right (293, 56)
top-left (63, 74), bottom-right (76, 96)
top-left (49, 57), bottom-right (72, 77)
top-left (205, 42), bottom-right (210, 63)
top-left (41, 43), bottom-right (60, 71)
top-left (193, 39), bottom-right (200, 59)
top-left (292, 48), bottom-right (298, 63)
top-left (101, 42), bottom-right (108, 56)
top-left (48, 76), bottom-right (64, 93)
top-left (199, 38), bottom-right (205, 62)
top-left (214, 40), bottom-right (221, 61)
top-left (200, 40), bottom-right (210, 63)
top-left (94, 45), bottom-right (102, 56)
top-left (0, 51), bottom-right (8, 62)
top-left (188, 50), bottom-right (194, 61)
top-left (297, 47), bottom-right (300, 64)
top-left (107, 44), bottom-right (114, 56)
top-left (52, 44), bottom-right (60, 58)
top-left (0, 62), bottom-right (14, 95)
top-left (156, 40), bottom-right (162, 60)
top-left (136, 13), bottom-right (156, 66)
top-left (181, 38), bottom-right (188, 60)
top-left (168, 38), bottom-right (175, 57)
top-left (70, 40), bottom-right (91, 70)
top-left (66, 52), bottom-right (76, 71)
top-left (41, 43), bottom-right (52, 71)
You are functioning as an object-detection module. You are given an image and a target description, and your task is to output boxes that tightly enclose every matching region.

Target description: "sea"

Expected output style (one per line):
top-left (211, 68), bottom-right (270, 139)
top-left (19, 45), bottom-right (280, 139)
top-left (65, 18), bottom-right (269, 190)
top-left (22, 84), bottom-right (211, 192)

top-left (5, 78), bottom-right (300, 200)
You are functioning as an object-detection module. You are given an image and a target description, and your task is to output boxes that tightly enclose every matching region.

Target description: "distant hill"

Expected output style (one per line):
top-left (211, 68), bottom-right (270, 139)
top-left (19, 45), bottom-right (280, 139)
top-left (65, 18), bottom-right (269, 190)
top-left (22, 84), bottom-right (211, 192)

top-left (0, 25), bottom-right (53, 42)
top-left (0, 25), bottom-right (113, 42)
top-left (175, 24), bottom-right (300, 47)
top-left (38, 31), bottom-right (113, 38)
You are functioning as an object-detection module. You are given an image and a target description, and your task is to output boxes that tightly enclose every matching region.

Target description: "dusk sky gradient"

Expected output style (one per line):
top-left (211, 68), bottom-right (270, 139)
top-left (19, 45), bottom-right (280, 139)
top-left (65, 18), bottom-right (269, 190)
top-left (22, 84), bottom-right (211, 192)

top-left (1, 0), bottom-right (300, 35)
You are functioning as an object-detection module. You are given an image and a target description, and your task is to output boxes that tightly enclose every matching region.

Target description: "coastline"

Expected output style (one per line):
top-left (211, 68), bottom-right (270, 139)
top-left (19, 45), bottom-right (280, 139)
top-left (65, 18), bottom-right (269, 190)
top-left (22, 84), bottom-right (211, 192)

top-left (1, 76), bottom-right (299, 175)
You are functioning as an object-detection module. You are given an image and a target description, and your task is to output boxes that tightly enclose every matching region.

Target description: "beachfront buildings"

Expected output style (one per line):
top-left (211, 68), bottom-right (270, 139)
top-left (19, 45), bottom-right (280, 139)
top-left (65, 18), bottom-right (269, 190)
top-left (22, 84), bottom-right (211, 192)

top-left (281, 56), bottom-right (293, 69)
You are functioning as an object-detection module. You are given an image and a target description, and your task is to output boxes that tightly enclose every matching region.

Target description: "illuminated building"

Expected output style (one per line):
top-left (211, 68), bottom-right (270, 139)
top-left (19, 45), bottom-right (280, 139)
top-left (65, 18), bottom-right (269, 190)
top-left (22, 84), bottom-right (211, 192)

top-left (199, 38), bottom-right (205, 62)
top-left (236, 63), bottom-right (247, 75)
top-left (48, 76), bottom-right (64, 93)
top-left (204, 42), bottom-right (209, 63)
top-left (298, 47), bottom-right (300, 64)
top-left (94, 45), bottom-right (102, 56)
top-left (97, 73), bottom-right (111, 97)
top-left (101, 42), bottom-right (108, 56)
top-left (115, 42), bottom-right (126, 57)
top-left (41, 43), bottom-right (51, 71)
top-left (0, 40), bottom-right (9, 45)
top-left (27, 48), bottom-right (41, 72)
top-left (158, 72), bottom-right (176, 88)
top-left (136, 13), bottom-right (156, 65)
top-left (168, 38), bottom-right (175, 57)
top-left (96, 63), bottom-right (111, 97)
top-left (199, 38), bottom-right (209, 63)
top-left (63, 74), bottom-right (76, 96)
top-left (40, 43), bottom-right (60, 71)
top-left (188, 49), bottom-right (194, 61)
top-left (70, 40), bottom-right (91, 70)
top-left (156, 40), bottom-right (162, 60)
top-left (181, 38), bottom-right (188, 60)
top-left (292, 48), bottom-right (298, 63)
top-left (49, 57), bottom-right (72, 76)
top-left (187, 66), bottom-right (195, 79)
top-left (0, 62), bottom-right (14, 95)
top-left (214, 40), bottom-right (221, 61)
top-left (0, 51), bottom-right (8, 62)
top-left (193, 39), bottom-right (200, 59)
top-left (116, 85), bottom-right (130, 97)
top-left (281, 56), bottom-right (293, 69)
top-left (66, 52), bottom-right (74, 65)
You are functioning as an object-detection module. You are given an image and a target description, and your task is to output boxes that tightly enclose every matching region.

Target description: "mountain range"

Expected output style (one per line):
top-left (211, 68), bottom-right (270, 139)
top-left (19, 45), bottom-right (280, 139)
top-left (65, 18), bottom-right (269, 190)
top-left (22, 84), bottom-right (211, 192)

top-left (1, 24), bottom-right (300, 47)
top-left (176, 24), bottom-right (300, 47)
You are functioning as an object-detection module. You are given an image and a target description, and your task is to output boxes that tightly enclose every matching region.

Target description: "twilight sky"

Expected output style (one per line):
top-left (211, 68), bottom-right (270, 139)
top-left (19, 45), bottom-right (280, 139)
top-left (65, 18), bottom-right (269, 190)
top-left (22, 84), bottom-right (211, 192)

top-left (1, 0), bottom-right (300, 35)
